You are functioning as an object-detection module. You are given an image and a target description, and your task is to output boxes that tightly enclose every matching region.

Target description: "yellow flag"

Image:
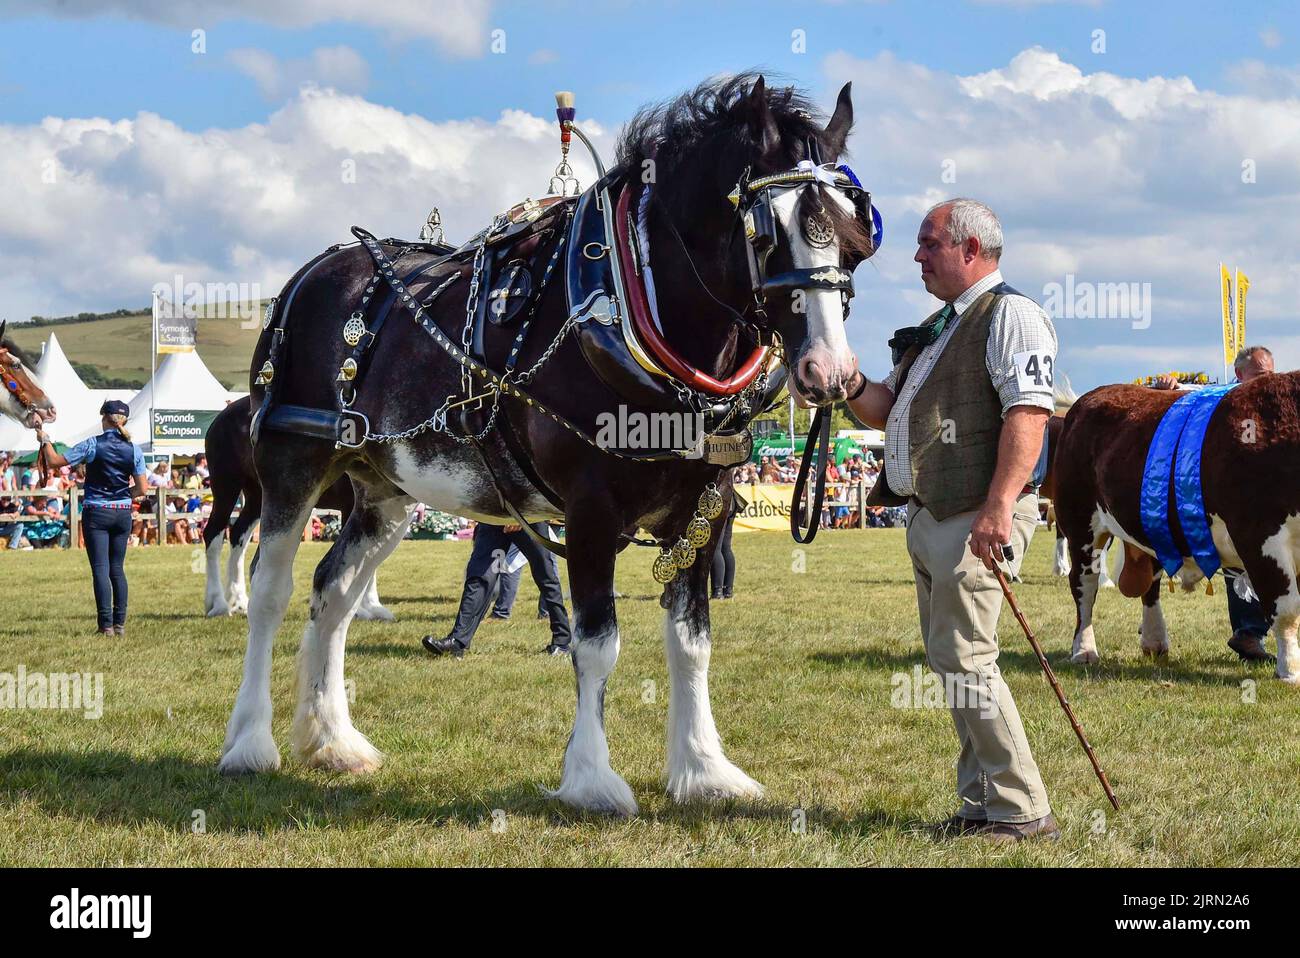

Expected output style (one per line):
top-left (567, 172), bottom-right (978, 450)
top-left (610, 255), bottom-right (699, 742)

top-left (1220, 264), bottom-right (1235, 368)
top-left (1235, 270), bottom-right (1249, 357)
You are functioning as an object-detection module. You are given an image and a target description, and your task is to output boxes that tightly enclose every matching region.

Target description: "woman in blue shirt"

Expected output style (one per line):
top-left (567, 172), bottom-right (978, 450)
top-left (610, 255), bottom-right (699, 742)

top-left (36, 400), bottom-right (148, 636)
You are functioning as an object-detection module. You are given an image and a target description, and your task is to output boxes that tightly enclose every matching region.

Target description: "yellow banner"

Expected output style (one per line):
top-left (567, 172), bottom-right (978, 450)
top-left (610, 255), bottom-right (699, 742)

top-left (1235, 270), bottom-right (1249, 359)
top-left (733, 482), bottom-right (794, 532)
top-left (1220, 263), bottom-right (1235, 368)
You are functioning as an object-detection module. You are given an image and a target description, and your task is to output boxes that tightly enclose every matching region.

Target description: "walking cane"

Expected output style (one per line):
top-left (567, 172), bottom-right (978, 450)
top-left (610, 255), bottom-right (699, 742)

top-left (994, 544), bottom-right (1120, 811)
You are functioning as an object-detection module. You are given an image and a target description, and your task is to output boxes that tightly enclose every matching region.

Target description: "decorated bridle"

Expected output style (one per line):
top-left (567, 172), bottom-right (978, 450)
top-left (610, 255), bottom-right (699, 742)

top-left (0, 321), bottom-right (42, 416)
top-left (726, 145), bottom-right (880, 328)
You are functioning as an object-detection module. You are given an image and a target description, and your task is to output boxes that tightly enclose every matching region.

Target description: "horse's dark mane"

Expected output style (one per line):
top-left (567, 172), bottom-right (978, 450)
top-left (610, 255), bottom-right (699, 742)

top-left (615, 71), bottom-right (826, 177)
top-left (1, 336), bottom-right (37, 368)
top-left (615, 72), bottom-right (874, 262)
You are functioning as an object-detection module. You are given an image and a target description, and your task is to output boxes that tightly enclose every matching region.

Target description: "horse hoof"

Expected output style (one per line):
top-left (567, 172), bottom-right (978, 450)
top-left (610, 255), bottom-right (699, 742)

top-left (1070, 650), bottom-right (1100, 665)
top-left (355, 604), bottom-right (396, 622)
top-left (544, 770), bottom-right (638, 817)
top-left (1141, 646), bottom-right (1170, 659)
top-left (1275, 672), bottom-right (1300, 687)
top-left (299, 734), bottom-right (384, 774)
top-left (218, 733), bottom-right (281, 775)
top-left (667, 758), bottom-right (766, 803)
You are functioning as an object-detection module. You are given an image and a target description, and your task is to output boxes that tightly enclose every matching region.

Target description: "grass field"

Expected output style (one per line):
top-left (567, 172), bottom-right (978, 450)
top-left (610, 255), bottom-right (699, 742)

top-left (0, 527), bottom-right (1294, 867)
top-left (8, 308), bottom-right (265, 391)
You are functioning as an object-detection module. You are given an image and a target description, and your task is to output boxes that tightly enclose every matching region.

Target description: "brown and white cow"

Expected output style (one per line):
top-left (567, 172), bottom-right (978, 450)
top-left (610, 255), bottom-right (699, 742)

top-left (1053, 372), bottom-right (1300, 681)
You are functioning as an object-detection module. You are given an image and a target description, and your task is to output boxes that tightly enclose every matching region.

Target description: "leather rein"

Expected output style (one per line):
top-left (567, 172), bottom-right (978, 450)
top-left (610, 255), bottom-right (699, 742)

top-left (0, 342), bottom-right (54, 487)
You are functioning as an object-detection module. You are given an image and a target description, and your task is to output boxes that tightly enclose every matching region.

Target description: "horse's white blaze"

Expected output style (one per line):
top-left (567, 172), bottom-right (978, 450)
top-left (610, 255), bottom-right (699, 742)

top-left (771, 187), bottom-right (855, 390)
top-left (663, 591), bottom-right (764, 802)
top-left (292, 499), bottom-right (413, 771)
top-left (204, 536), bottom-right (230, 617)
top-left (388, 445), bottom-right (558, 522)
top-left (546, 626), bottom-right (637, 816)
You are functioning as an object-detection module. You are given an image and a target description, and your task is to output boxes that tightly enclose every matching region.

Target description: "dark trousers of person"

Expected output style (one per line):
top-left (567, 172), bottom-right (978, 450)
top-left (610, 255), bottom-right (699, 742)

top-left (449, 524), bottom-right (571, 649)
top-left (491, 566), bottom-right (522, 618)
top-left (1225, 568), bottom-right (1271, 639)
top-left (710, 510), bottom-right (736, 597)
top-left (82, 506), bottom-right (131, 631)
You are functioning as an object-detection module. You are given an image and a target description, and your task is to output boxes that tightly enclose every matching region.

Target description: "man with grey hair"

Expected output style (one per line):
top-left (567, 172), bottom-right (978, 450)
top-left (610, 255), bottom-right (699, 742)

top-left (845, 197), bottom-right (1060, 842)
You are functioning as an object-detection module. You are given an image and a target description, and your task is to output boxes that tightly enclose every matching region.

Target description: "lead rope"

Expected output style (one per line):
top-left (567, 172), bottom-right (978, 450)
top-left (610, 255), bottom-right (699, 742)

top-left (790, 404), bottom-right (832, 544)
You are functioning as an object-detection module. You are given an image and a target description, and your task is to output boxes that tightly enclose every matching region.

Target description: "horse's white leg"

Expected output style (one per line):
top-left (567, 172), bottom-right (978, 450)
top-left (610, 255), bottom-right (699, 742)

top-left (662, 578), bottom-right (764, 802)
top-left (218, 501), bottom-right (311, 774)
top-left (1053, 534), bottom-right (1070, 577)
top-left (225, 525), bottom-right (254, 616)
top-left (204, 535), bottom-right (230, 617)
top-left (292, 494), bottom-right (414, 771)
top-left (353, 571), bottom-right (394, 622)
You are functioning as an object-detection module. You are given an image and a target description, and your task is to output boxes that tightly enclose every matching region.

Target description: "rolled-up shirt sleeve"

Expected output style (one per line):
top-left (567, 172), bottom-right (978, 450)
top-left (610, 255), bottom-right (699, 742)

top-left (62, 436), bottom-right (97, 468)
top-left (881, 365), bottom-right (900, 395)
top-left (133, 446), bottom-right (146, 475)
top-left (986, 296), bottom-right (1059, 417)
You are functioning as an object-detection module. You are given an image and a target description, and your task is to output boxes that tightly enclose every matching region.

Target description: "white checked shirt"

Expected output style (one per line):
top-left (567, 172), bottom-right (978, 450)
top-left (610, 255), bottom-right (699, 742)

top-left (881, 270), bottom-right (1058, 497)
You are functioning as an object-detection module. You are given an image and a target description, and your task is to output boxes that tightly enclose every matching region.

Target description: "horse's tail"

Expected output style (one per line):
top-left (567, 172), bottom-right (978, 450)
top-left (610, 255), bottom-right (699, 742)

top-left (1054, 371), bottom-right (1079, 414)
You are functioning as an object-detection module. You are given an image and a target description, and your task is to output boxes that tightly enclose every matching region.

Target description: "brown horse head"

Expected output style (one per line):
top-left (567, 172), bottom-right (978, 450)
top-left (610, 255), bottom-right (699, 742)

top-left (0, 321), bottom-right (57, 429)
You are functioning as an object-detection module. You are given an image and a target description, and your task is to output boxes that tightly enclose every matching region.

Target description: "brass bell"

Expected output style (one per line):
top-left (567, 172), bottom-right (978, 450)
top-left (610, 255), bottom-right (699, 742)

top-left (337, 358), bottom-right (358, 382)
top-left (671, 537), bottom-right (696, 569)
top-left (697, 484), bottom-right (724, 521)
top-left (652, 549), bottom-right (678, 584)
top-left (686, 515), bottom-right (711, 549)
top-left (254, 360), bottom-right (274, 385)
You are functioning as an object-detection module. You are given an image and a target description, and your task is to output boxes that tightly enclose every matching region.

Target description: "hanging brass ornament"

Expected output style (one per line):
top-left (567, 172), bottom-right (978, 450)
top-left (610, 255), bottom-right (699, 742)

top-left (671, 537), bottom-right (696, 569)
top-left (342, 311), bottom-right (367, 347)
top-left (697, 483), bottom-right (724, 521)
top-left (652, 549), bottom-right (679, 584)
top-left (686, 515), bottom-right (712, 548)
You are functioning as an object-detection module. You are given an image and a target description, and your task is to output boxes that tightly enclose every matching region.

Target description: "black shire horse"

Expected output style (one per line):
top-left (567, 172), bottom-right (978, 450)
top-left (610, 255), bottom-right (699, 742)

top-left (220, 75), bottom-right (876, 815)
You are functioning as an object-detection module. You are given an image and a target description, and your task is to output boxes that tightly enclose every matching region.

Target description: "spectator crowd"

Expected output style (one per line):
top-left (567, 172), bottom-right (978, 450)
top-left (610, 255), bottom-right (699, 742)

top-left (738, 453), bottom-right (907, 529)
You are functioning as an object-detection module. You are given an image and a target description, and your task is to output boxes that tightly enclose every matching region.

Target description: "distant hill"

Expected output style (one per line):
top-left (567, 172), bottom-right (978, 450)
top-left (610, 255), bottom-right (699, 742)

top-left (7, 306), bottom-right (267, 390)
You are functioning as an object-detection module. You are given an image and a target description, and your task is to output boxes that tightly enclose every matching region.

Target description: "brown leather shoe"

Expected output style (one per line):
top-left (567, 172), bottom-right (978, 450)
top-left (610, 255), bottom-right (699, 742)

top-left (982, 813), bottom-right (1061, 844)
top-left (1227, 631), bottom-right (1274, 663)
top-left (927, 814), bottom-right (991, 840)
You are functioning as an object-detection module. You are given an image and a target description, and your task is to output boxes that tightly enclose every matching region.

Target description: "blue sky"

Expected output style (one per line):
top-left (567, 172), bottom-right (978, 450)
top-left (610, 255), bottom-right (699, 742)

top-left (1, 0), bottom-right (1298, 389)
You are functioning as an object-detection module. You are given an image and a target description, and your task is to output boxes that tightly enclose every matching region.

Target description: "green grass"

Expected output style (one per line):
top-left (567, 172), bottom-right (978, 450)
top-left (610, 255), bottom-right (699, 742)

top-left (8, 307), bottom-right (265, 391)
top-left (0, 528), bottom-right (1293, 867)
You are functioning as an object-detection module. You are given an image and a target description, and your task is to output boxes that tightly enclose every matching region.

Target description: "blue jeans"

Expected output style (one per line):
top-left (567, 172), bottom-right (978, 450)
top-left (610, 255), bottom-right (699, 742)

top-left (83, 506), bottom-right (132, 630)
top-left (1, 522), bottom-right (25, 548)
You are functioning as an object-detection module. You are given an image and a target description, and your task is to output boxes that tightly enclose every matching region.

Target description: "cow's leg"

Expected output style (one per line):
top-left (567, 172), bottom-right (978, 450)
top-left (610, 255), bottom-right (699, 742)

top-left (1246, 526), bottom-right (1300, 684)
top-left (1098, 539), bottom-right (1115, 588)
top-left (1053, 528), bottom-right (1070, 577)
top-left (545, 508), bottom-right (636, 816)
top-left (1138, 576), bottom-right (1170, 657)
top-left (219, 483), bottom-right (316, 774)
top-left (662, 544), bottom-right (764, 803)
top-left (353, 572), bottom-right (394, 622)
top-left (1068, 534), bottom-right (1103, 664)
top-left (292, 489), bottom-right (414, 770)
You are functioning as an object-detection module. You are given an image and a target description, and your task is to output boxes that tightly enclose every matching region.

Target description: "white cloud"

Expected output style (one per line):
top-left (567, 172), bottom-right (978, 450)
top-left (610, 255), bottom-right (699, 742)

top-left (822, 47), bottom-right (1300, 388)
top-left (228, 46), bottom-right (370, 101)
top-left (0, 88), bottom-right (608, 322)
top-left (0, 0), bottom-right (492, 56)
top-left (1260, 27), bottom-right (1284, 50)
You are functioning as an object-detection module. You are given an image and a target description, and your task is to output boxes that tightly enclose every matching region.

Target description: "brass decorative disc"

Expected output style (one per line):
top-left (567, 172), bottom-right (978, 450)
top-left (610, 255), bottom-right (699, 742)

top-left (686, 515), bottom-right (711, 548)
top-left (343, 312), bottom-right (366, 347)
top-left (697, 484), bottom-right (724, 521)
top-left (671, 537), bottom-right (696, 569)
top-left (652, 550), bottom-right (679, 584)
top-left (262, 299), bottom-right (277, 330)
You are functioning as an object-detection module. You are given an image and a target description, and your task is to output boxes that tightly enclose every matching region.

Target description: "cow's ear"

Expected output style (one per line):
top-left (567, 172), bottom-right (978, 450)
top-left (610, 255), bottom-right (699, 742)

top-left (823, 82), bottom-right (853, 162)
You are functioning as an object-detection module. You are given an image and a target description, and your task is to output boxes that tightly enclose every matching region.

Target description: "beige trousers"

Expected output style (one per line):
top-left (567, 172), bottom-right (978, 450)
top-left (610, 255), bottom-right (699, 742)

top-left (906, 493), bottom-right (1050, 823)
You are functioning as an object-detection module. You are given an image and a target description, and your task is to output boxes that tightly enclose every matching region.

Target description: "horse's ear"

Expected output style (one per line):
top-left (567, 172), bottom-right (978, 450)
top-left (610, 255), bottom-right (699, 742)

top-left (823, 82), bottom-right (853, 162)
top-left (0, 319), bottom-right (6, 342)
top-left (746, 76), bottom-right (780, 159)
